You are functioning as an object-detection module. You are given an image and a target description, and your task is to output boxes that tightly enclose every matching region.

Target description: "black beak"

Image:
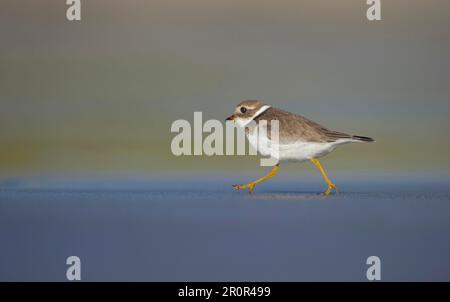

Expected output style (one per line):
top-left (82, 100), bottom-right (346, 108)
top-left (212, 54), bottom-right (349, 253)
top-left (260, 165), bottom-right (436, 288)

top-left (226, 115), bottom-right (236, 121)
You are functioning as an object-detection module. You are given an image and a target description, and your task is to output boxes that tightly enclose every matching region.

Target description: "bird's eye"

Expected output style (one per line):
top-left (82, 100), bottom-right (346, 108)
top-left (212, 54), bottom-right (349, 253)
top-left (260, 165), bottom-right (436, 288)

top-left (240, 107), bottom-right (247, 113)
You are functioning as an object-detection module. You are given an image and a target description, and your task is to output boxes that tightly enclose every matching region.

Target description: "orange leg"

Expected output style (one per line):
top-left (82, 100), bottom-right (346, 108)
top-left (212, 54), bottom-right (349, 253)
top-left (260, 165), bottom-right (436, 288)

top-left (233, 163), bottom-right (280, 194)
top-left (310, 158), bottom-right (338, 196)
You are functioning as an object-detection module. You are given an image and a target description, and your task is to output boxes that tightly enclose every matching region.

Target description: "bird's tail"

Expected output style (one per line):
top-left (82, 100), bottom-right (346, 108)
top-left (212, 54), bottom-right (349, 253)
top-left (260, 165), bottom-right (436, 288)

top-left (352, 135), bottom-right (375, 142)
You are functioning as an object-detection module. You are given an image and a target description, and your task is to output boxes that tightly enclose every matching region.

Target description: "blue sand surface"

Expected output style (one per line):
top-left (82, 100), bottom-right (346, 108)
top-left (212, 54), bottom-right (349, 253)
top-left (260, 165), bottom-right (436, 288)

top-left (1, 177), bottom-right (450, 281)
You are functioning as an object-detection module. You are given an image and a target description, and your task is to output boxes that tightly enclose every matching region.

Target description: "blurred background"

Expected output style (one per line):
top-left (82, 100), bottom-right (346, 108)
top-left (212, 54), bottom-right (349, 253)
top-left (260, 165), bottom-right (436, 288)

top-left (1, 0), bottom-right (450, 186)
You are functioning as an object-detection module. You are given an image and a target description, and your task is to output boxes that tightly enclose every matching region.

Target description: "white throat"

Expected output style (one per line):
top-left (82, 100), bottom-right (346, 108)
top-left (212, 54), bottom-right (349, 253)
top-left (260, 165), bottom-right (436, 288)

top-left (236, 105), bottom-right (271, 127)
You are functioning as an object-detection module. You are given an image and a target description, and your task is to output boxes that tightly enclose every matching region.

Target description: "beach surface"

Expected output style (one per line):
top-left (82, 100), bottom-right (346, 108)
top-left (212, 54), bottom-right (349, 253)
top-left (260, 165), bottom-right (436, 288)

top-left (1, 176), bottom-right (450, 281)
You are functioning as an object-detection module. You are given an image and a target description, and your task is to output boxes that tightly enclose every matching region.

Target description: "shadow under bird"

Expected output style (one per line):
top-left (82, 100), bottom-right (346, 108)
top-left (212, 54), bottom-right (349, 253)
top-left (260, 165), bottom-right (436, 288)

top-left (226, 100), bottom-right (374, 195)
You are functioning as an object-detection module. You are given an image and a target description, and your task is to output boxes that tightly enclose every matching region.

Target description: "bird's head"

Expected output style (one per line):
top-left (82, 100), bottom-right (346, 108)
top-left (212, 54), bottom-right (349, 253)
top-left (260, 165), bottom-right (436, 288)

top-left (226, 100), bottom-right (270, 127)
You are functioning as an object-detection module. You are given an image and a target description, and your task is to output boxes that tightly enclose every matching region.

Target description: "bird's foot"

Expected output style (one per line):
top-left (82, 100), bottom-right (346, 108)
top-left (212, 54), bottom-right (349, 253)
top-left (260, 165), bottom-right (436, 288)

top-left (321, 183), bottom-right (338, 196)
top-left (233, 183), bottom-right (256, 194)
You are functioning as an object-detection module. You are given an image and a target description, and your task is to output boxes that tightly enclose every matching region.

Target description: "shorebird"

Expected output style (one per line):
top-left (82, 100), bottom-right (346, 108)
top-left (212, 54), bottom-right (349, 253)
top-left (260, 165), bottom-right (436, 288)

top-left (226, 100), bottom-right (374, 195)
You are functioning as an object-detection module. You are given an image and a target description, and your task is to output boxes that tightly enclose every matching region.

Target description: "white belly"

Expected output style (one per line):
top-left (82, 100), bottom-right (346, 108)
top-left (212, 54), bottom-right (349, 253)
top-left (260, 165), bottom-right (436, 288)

top-left (247, 131), bottom-right (350, 162)
top-left (276, 141), bottom-right (337, 162)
